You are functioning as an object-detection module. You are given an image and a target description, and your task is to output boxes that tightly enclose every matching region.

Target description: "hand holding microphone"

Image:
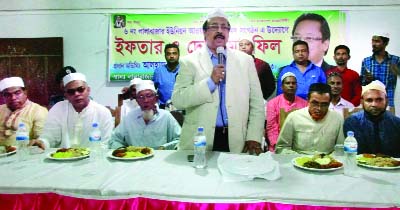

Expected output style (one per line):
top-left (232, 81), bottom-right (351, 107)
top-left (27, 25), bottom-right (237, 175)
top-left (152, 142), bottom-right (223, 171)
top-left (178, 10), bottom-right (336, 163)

top-left (211, 47), bottom-right (225, 84)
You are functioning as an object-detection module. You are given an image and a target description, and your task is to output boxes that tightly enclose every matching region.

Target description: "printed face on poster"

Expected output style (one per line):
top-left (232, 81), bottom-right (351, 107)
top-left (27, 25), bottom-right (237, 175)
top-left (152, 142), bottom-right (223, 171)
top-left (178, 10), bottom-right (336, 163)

top-left (109, 11), bottom-right (345, 81)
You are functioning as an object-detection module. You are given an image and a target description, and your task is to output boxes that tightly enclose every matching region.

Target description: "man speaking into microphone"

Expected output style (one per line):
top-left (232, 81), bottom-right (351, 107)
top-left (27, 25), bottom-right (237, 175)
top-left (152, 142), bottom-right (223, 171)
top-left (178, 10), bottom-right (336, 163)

top-left (172, 8), bottom-right (265, 155)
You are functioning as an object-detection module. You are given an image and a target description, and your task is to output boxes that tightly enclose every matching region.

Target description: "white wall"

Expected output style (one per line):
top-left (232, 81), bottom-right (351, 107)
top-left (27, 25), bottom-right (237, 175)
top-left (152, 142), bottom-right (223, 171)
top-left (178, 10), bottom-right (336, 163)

top-left (1, 2), bottom-right (399, 108)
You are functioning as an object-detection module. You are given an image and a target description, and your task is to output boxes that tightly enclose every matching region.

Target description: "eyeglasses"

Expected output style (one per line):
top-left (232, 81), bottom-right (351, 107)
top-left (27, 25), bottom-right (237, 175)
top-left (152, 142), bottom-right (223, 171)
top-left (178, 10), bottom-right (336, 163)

top-left (207, 24), bottom-right (231, 32)
top-left (310, 101), bottom-right (330, 109)
top-left (65, 86), bottom-right (86, 95)
top-left (137, 93), bottom-right (156, 101)
top-left (291, 36), bottom-right (323, 42)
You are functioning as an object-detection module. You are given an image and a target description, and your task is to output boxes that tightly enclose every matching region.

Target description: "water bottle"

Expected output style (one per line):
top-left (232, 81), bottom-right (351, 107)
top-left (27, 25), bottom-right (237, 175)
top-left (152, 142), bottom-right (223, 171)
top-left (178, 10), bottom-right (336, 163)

top-left (193, 127), bottom-right (207, 169)
top-left (16, 123), bottom-right (29, 161)
top-left (343, 131), bottom-right (359, 177)
top-left (89, 123), bottom-right (102, 162)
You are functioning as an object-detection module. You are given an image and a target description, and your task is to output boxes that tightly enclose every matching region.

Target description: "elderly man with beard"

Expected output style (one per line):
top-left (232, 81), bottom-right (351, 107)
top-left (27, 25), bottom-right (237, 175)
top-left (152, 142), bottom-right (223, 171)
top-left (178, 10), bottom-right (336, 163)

top-left (0, 77), bottom-right (48, 146)
top-left (172, 9), bottom-right (265, 155)
top-left (31, 73), bottom-right (113, 149)
top-left (344, 81), bottom-right (400, 157)
top-left (275, 83), bottom-right (344, 154)
top-left (152, 43), bottom-right (180, 109)
top-left (109, 80), bottom-right (181, 150)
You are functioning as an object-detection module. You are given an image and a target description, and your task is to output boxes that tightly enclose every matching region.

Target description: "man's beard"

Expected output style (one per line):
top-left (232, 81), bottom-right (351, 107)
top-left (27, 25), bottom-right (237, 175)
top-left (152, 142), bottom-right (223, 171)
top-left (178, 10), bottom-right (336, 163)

top-left (142, 109), bottom-right (155, 121)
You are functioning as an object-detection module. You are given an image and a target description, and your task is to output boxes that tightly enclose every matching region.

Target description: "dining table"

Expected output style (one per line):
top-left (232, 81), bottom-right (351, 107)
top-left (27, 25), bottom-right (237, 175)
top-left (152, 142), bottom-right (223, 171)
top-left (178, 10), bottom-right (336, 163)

top-left (0, 149), bottom-right (399, 210)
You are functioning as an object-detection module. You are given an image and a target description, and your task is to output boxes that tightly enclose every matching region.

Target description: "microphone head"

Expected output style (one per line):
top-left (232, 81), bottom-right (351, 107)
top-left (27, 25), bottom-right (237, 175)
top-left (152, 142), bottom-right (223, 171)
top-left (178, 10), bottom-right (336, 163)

top-left (216, 47), bottom-right (224, 54)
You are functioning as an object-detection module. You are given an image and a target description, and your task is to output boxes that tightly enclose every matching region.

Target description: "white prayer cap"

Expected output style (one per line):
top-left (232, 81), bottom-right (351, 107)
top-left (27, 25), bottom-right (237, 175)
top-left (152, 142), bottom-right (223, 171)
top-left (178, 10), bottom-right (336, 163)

top-left (0, 77), bottom-right (24, 91)
top-left (136, 80), bottom-right (156, 94)
top-left (206, 8), bottom-right (228, 20)
top-left (281, 72), bottom-right (296, 82)
top-left (63, 73), bottom-right (86, 86)
top-left (129, 78), bottom-right (142, 86)
top-left (362, 80), bottom-right (386, 96)
top-left (372, 31), bottom-right (390, 39)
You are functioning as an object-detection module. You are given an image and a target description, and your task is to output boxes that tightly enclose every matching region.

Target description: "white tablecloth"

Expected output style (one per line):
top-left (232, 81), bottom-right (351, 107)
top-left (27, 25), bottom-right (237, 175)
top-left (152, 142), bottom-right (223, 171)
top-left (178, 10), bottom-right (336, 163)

top-left (0, 150), bottom-right (399, 207)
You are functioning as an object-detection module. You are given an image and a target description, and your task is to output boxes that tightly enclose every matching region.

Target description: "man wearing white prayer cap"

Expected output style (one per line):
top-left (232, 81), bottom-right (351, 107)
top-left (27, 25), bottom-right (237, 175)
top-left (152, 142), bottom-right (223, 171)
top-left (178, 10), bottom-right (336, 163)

top-left (120, 77), bottom-right (142, 122)
top-left (0, 77), bottom-right (48, 146)
top-left (109, 80), bottom-right (181, 150)
top-left (31, 72), bottom-right (113, 150)
top-left (266, 72), bottom-right (307, 151)
top-left (344, 80), bottom-right (400, 158)
top-left (172, 8), bottom-right (265, 155)
top-left (360, 30), bottom-right (400, 108)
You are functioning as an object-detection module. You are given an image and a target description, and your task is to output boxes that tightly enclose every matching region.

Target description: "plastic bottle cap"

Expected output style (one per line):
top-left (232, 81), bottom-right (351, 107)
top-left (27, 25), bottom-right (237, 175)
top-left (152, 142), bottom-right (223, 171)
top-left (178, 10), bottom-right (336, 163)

top-left (347, 131), bottom-right (354, 137)
top-left (92, 123), bottom-right (98, 127)
top-left (197, 127), bottom-right (204, 132)
top-left (18, 123), bottom-right (25, 128)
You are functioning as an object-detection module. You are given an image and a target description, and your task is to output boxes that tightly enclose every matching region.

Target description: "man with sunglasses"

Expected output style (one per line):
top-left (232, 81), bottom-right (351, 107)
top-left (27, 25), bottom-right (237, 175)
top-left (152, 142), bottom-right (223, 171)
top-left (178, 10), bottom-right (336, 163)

top-left (172, 9), bottom-right (265, 155)
top-left (31, 73), bottom-right (113, 149)
top-left (0, 77), bottom-right (48, 146)
top-left (109, 80), bottom-right (181, 150)
top-left (275, 83), bottom-right (344, 154)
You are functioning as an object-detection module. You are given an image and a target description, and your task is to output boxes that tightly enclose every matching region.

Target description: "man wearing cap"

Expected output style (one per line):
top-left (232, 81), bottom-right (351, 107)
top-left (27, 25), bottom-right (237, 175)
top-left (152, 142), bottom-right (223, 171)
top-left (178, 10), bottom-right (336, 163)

top-left (120, 77), bottom-right (142, 120)
top-left (360, 33), bottom-right (400, 108)
top-left (152, 43), bottom-right (180, 109)
top-left (275, 83), bottom-right (344, 154)
top-left (31, 73), bottom-right (113, 149)
top-left (172, 9), bottom-right (265, 154)
top-left (109, 80), bottom-right (181, 149)
top-left (0, 77), bottom-right (48, 146)
top-left (344, 81), bottom-right (400, 157)
top-left (277, 40), bottom-right (326, 100)
top-left (266, 72), bottom-right (307, 151)
top-left (238, 38), bottom-right (275, 100)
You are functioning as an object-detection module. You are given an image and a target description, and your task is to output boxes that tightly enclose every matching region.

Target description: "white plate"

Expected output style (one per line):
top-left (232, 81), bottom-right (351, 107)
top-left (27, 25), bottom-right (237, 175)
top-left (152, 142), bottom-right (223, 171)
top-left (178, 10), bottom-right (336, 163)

top-left (356, 155), bottom-right (400, 170)
top-left (46, 151), bottom-right (89, 161)
top-left (0, 147), bottom-right (17, 157)
top-left (292, 156), bottom-right (343, 172)
top-left (107, 149), bottom-right (154, 161)
top-left (219, 155), bottom-right (274, 176)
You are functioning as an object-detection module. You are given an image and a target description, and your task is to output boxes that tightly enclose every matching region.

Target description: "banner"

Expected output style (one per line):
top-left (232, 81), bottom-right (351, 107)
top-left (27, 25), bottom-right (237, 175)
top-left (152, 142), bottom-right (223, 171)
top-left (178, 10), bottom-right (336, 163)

top-left (109, 11), bottom-right (345, 81)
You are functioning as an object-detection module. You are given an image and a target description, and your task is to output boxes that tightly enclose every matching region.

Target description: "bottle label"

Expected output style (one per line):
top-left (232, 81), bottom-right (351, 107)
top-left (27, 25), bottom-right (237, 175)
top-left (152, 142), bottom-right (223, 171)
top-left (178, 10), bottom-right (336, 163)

top-left (194, 136), bottom-right (206, 147)
top-left (16, 136), bottom-right (29, 141)
top-left (344, 142), bottom-right (357, 153)
top-left (89, 136), bottom-right (101, 142)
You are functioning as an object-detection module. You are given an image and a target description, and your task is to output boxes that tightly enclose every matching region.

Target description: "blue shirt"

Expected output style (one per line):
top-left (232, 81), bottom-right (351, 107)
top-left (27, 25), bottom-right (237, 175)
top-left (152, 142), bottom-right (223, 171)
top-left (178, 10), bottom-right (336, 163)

top-left (152, 64), bottom-right (180, 105)
top-left (344, 111), bottom-right (400, 158)
top-left (277, 61), bottom-right (326, 100)
top-left (206, 48), bottom-right (228, 127)
top-left (109, 108), bottom-right (181, 150)
top-left (360, 52), bottom-right (400, 107)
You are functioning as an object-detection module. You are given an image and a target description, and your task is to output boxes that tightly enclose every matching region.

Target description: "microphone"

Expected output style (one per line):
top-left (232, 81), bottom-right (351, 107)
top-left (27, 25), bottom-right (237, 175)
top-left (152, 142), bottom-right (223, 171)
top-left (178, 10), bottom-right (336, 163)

top-left (216, 47), bottom-right (225, 82)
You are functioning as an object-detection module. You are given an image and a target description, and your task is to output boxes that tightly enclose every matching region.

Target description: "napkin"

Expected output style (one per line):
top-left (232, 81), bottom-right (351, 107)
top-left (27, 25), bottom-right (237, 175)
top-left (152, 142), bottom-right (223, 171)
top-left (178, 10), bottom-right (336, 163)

top-left (218, 152), bottom-right (281, 182)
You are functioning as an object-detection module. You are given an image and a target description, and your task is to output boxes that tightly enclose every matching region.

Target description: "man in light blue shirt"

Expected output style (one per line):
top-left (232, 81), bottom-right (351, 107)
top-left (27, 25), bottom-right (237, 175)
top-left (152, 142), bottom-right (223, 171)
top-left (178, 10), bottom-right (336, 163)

top-left (277, 40), bottom-right (326, 100)
top-left (109, 80), bottom-right (181, 150)
top-left (152, 43), bottom-right (180, 109)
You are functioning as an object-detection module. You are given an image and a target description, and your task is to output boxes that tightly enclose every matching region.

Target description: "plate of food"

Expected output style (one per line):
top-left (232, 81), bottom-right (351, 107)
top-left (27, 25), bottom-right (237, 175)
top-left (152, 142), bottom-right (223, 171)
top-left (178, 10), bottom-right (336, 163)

top-left (108, 146), bottom-right (154, 160)
top-left (0, 146), bottom-right (17, 157)
top-left (47, 148), bottom-right (90, 160)
top-left (357, 154), bottom-right (400, 170)
top-left (292, 154), bottom-right (343, 172)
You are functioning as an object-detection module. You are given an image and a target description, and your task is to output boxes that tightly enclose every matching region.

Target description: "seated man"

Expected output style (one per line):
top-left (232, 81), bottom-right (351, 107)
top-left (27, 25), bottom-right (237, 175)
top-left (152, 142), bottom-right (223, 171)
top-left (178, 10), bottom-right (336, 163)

top-left (275, 83), bottom-right (344, 154)
top-left (266, 72), bottom-right (307, 152)
top-left (344, 80), bottom-right (400, 157)
top-left (0, 77), bottom-right (48, 146)
top-left (109, 80), bottom-right (181, 150)
top-left (31, 73), bottom-right (114, 149)
top-left (327, 72), bottom-right (354, 115)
